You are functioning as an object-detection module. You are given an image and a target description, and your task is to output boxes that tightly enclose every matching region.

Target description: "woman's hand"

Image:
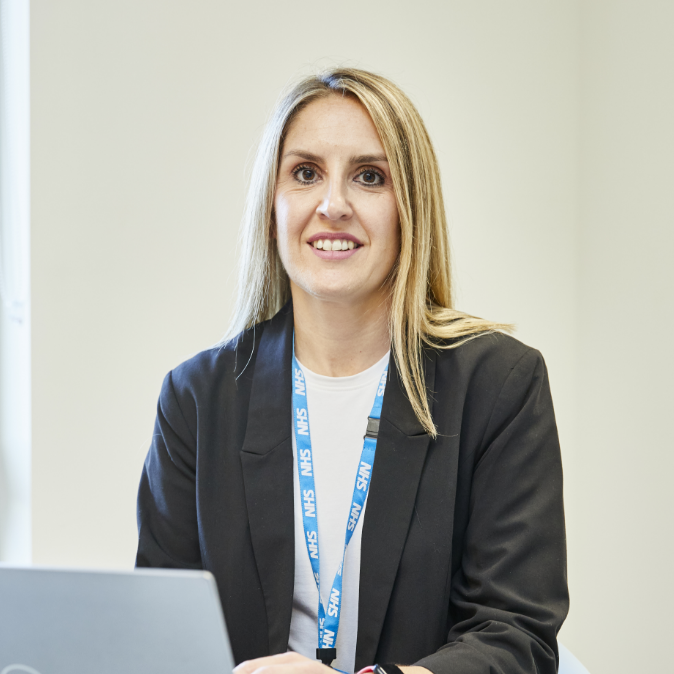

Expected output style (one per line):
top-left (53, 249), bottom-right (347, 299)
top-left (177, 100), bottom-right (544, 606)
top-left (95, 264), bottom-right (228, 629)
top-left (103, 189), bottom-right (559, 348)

top-left (234, 654), bottom-right (432, 674)
top-left (234, 652), bottom-right (334, 674)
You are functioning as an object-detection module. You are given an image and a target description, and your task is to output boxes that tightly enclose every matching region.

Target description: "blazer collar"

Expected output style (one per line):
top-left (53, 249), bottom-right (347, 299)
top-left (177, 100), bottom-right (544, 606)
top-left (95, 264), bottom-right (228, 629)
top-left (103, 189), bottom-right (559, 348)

top-left (355, 348), bottom-right (436, 669)
top-left (240, 302), bottom-right (296, 655)
top-left (239, 303), bottom-right (436, 664)
top-left (241, 301), bottom-right (294, 457)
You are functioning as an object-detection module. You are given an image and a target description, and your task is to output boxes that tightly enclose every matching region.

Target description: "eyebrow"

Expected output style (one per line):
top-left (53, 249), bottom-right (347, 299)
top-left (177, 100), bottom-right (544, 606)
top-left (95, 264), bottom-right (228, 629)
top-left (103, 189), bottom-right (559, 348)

top-left (282, 150), bottom-right (388, 164)
top-left (351, 153), bottom-right (388, 164)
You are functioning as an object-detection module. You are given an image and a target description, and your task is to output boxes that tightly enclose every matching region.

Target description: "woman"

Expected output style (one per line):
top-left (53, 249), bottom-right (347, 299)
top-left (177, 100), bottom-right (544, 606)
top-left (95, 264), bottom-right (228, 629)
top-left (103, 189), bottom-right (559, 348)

top-left (136, 68), bottom-right (568, 674)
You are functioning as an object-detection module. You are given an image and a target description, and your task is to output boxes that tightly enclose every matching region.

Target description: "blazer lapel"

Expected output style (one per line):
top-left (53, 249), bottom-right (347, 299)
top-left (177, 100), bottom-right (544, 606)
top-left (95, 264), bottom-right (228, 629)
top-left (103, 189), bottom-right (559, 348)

top-left (355, 348), bottom-right (437, 670)
top-left (240, 303), bottom-right (295, 655)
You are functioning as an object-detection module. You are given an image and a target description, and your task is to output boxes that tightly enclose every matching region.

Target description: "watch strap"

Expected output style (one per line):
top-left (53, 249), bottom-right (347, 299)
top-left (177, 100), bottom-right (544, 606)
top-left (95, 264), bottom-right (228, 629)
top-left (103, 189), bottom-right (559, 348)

top-left (374, 664), bottom-right (406, 674)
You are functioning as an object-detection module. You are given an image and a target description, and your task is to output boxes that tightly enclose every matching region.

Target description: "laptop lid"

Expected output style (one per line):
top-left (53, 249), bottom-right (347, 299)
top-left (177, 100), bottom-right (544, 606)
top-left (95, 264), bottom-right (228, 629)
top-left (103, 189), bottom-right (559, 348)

top-left (0, 566), bottom-right (235, 674)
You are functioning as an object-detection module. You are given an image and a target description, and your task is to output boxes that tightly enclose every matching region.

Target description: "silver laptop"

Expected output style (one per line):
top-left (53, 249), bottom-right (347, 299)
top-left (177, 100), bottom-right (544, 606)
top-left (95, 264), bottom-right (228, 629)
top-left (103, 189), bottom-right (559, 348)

top-left (0, 566), bottom-right (235, 674)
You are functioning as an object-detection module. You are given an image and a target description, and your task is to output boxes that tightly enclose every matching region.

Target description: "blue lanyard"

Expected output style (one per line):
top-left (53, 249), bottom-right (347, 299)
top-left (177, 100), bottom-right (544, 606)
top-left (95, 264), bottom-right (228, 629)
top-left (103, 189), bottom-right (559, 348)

top-left (292, 343), bottom-right (388, 661)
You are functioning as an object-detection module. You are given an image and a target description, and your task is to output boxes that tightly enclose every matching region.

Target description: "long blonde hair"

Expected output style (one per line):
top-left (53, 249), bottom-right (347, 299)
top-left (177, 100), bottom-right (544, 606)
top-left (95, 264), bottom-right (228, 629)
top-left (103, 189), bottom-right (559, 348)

top-left (222, 68), bottom-right (511, 437)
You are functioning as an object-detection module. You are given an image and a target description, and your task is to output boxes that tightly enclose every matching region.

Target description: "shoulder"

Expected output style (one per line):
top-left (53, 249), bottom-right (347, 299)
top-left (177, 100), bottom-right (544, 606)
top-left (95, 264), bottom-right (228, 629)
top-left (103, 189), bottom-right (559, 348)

top-left (434, 330), bottom-right (544, 383)
top-left (431, 331), bottom-right (553, 455)
top-left (158, 322), bottom-right (263, 419)
top-left (432, 331), bottom-right (549, 425)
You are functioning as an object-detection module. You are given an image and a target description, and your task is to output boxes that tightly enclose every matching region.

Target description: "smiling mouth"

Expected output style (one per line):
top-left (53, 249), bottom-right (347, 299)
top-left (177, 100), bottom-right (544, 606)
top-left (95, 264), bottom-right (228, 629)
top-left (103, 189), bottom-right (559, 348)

top-left (311, 238), bottom-right (361, 251)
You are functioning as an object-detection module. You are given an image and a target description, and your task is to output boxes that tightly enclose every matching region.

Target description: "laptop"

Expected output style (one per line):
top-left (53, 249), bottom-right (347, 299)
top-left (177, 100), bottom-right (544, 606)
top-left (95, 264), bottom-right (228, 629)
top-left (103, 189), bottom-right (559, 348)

top-left (0, 566), bottom-right (235, 674)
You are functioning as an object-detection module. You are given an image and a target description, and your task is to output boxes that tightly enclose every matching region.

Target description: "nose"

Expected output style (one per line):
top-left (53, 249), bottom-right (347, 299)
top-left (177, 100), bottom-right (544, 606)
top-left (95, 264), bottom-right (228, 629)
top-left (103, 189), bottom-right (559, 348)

top-left (316, 178), bottom-right (353, 222)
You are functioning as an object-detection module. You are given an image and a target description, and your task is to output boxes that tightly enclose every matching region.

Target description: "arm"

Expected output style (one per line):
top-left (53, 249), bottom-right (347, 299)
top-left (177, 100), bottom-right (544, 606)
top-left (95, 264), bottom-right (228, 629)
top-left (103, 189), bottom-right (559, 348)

top-left (136, 370), bottom-right (202, 569)
top-left (416, 348), bottom-right (568, 674)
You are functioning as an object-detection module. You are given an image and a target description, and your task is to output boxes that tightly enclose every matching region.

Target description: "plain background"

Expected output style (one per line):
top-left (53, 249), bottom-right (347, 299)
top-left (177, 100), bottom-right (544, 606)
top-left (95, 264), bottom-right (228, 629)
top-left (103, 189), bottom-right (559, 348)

top-left (10, 1), bottom-right (673, 673)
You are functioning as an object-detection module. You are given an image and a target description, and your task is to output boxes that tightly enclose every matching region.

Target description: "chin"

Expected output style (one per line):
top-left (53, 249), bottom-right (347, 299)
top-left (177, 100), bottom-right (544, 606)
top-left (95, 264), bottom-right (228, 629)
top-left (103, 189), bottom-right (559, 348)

top-left (309, 284), bottom-right (384, 308)
top-left (292, 276), bottom-right (355, 302)
top-left (292, 267), bottom-right (388, 306)
top-left (310, 286), bottom-right (358, 303)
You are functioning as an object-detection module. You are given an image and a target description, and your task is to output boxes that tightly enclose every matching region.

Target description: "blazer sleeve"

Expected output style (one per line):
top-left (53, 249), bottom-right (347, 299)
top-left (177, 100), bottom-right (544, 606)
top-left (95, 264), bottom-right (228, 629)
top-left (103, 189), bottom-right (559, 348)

top-left (416, 348), bottom-right (568, 674)
top-left (135, 370), bottom-right (203, 569)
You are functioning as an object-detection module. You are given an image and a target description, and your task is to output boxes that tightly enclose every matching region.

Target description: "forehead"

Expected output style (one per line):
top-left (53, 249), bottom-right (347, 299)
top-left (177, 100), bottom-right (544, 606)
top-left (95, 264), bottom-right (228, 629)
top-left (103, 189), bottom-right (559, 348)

top-left (283, 94), bottom-right (385, 156)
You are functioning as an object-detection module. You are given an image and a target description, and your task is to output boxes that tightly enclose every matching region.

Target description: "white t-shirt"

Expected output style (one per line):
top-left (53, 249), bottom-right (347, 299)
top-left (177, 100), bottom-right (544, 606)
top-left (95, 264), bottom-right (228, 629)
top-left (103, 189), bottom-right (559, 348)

top-left (289, 352), bottom-right (390, 674)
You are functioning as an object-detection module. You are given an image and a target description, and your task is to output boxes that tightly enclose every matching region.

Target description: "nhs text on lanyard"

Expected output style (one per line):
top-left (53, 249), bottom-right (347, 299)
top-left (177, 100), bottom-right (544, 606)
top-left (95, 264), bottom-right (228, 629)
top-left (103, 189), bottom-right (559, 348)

top-left (292, 345), bottom-right (388, 668)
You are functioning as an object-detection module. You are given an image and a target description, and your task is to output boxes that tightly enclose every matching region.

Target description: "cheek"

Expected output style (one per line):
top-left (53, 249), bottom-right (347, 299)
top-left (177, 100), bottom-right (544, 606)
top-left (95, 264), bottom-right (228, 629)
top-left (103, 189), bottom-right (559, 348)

top-left (274, 191), bottom-right (313, 239)
top-left (273, 193), bottom-right (289, 235)
top-left (376, 195), bottom-right (401, 251)
top-left (273, 196), bottom-right (298, 259)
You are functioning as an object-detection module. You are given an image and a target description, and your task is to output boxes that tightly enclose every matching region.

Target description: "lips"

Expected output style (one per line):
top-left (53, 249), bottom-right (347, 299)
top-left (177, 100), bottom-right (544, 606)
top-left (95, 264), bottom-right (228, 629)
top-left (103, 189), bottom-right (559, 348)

top-left (308, 232), bottom-right (362, 245)
top-left (307, 232), bottom-right (363, 259)
top-left (312, 237), bottom-right (355, 251)
top-left (307, 233), bottom-right (362, 260)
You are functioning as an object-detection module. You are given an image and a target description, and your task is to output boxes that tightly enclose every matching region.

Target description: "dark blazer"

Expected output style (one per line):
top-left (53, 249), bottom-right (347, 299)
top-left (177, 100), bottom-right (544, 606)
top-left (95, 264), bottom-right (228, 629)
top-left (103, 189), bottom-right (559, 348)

top-left (136, 303), bottom-right (568, 674)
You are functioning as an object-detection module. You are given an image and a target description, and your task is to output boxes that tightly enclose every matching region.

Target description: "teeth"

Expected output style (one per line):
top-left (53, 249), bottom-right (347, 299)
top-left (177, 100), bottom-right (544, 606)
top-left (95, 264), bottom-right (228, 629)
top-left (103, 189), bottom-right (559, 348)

top-left (312, 239), bottom-right (357, 251)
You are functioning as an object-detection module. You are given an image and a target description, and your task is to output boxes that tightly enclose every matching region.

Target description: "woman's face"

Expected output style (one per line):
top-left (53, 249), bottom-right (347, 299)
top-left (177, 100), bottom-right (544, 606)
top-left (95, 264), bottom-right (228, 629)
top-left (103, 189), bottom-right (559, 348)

top-left (274, 94), bottom-right (400, 308)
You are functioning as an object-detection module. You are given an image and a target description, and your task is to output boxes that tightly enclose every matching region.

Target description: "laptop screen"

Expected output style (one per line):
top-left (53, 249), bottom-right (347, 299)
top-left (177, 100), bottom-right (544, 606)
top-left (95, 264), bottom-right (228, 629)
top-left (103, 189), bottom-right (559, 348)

top-left (0, 566), bottom-right (235, 674)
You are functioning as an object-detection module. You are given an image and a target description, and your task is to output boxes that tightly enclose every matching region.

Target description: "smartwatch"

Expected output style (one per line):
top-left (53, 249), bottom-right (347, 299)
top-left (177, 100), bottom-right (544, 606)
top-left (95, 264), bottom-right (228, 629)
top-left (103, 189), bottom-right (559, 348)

top-left (373, 664), bottom-right (406, 674)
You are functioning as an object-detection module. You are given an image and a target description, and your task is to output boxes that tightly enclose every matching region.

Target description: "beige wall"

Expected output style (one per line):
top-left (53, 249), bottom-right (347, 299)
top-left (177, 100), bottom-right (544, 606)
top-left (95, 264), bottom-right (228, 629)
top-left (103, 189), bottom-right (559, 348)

top-left (571, 2), bottom-right (674, 672)
top-left (28, 1), bottom-right (673, 672)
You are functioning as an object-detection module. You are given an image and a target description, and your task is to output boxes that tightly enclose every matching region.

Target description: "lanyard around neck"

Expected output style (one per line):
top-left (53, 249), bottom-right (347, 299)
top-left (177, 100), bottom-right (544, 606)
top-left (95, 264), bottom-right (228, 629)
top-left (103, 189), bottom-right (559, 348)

top-left (292, 342), bottom-right (388, 668)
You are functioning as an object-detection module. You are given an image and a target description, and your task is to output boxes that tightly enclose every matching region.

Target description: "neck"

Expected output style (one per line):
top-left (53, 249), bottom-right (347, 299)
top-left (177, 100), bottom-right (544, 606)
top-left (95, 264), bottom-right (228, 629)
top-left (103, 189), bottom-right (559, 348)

top-left (291, 285), bottom-right (391, 377)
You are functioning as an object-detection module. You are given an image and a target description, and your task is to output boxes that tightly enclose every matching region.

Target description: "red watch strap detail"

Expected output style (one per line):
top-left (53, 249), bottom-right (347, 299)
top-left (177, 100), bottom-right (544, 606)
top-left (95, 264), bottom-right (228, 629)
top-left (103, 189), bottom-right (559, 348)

top-left (356, 667), bottom-right (376, 674)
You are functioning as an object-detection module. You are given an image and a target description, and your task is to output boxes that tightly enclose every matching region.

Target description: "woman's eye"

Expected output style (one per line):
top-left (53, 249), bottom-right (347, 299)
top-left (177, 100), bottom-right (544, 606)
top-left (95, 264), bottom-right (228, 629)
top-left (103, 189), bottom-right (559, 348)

top-left (294, 166), bottom-right (318, 183)
top-left (357, 170), bottom-right (384, 186)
